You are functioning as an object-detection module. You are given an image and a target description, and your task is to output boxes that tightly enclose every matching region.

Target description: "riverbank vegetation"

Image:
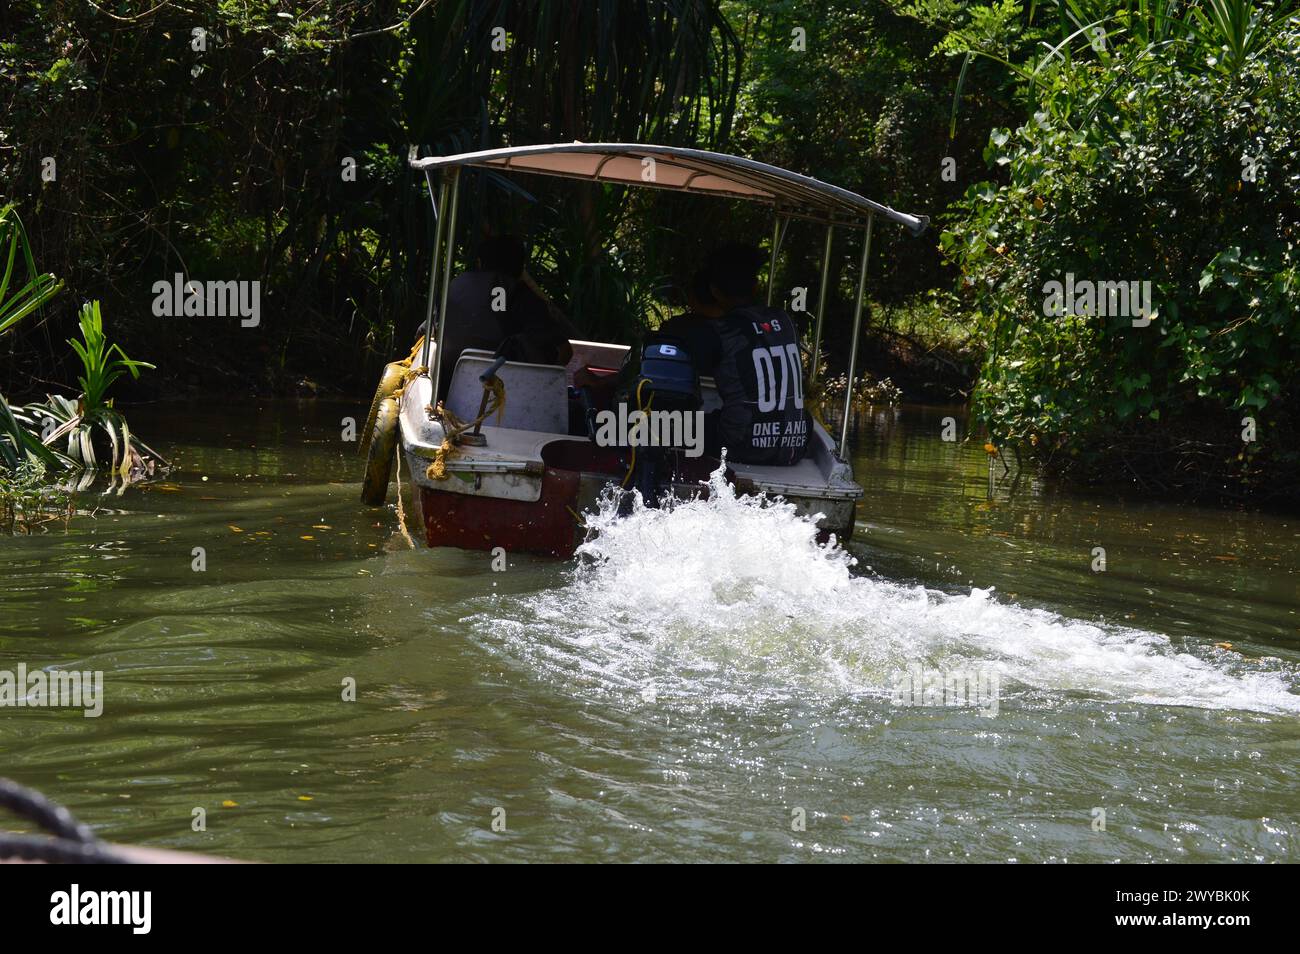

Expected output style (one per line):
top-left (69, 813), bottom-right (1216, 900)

top-left (2, 1), bottom-right (1295, 505)
top-left (938, 0), bottom-right (1300, 503)
top-left (0, 205), bottom-right (162, 521)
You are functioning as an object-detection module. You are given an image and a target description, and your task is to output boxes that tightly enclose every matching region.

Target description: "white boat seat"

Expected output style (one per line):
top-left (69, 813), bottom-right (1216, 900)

top-left (730, 456), bottom-right (839, 494)
top-left (447, 349), bottom-right (569, 435)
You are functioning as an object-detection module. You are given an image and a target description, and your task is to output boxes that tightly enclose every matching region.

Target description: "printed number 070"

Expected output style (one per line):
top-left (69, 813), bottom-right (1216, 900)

top-left (753, 344), bottom-right (804, 413)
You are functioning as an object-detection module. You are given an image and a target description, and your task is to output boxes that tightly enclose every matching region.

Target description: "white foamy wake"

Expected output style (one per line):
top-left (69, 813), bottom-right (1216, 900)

top-left (470, 469), bottom-right (1300, 716)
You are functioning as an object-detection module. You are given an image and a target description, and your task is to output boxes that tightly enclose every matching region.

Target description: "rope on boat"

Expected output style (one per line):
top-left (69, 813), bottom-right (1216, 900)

top-left (377, 335), bottom-right (509, 483)
top-left (392, 439), bottom-right (417, 550)
top-left (0, 777), bottom-right (133, 864)
top-left (621, 378), bottom-right (654, 488)
top-left (392, 336), bottom-right (429, 402)
top-left (425, 377), bottom-right (506, 482)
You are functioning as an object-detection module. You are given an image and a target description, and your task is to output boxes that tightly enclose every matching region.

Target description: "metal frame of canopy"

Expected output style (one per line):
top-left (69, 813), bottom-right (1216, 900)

top-left (407, 142), bottom-right (929, 455)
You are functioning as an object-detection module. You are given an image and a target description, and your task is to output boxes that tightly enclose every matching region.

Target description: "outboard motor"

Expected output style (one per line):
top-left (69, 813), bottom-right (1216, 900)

top-left (637, 338), bottom-right (700, 414)
top-left (617, 335), bottom-right (701, 510)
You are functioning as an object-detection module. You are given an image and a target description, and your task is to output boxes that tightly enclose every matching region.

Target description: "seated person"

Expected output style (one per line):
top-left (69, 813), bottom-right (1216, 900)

top-left (576, 248), bottom-right (810, 465)
top-left (655, 270), bottom-right (725, 378)
top-left (435, 235), bottom-right (573, 400)
top-left (697, 242), bottom-right (811, 466)
top-left (575, 269), bottom-right (724, 398)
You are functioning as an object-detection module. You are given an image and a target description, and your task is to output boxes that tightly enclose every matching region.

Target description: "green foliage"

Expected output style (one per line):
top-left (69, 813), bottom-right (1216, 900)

top-left (1186, 0), bottom-right (1295, 73)
top-left (403, 0), bottom-right (742, 342)
top-left (19, 303), bottom-right (165, 477)
top-left (1, 1), bottom-right (744, 389)
top-left (0, 204), bottom-right (63, 338)
top-left (0, 456), bottom-right (74, 535)
top-left (940, 4), bottom-right (1300, 498)
top-left (728, 0), bottom-right (993, 306)
top-left (0, 388), bottom-right (63, 472)
top-left (0, 203), bottom-right (64, 471)
top-left (68, 301), bottom-right (155, 414)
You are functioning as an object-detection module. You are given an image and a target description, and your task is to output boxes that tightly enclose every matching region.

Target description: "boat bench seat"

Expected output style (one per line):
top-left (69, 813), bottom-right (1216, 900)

top-left (727, 419), bottom-right (859, 499)
top-left (447, 349), bottom-right (569, 435)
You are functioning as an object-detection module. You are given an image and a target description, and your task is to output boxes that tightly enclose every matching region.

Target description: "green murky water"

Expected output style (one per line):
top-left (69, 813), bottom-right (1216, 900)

top-left (2, 400), bottom-right (1297, 862)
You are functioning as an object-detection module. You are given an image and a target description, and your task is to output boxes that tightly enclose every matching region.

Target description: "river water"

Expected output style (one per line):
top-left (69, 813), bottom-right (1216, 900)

top-left (2, 400), bottom-right (1297, 862)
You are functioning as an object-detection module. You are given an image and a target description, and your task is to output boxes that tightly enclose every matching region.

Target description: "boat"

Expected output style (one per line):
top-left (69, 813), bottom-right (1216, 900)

top-left (360, 143), bottom-right (929, 556)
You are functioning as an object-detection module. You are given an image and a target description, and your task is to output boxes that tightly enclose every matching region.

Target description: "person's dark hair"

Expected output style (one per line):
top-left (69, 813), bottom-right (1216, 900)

top-left (705, 242), bottom-right (765, 299)
top-left (478, 235), bottom-right (526, 278)
top-left (689, 269), bottom-right (717, 307)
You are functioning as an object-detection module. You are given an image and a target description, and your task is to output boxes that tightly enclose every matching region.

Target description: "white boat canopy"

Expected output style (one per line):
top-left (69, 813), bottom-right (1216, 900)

top-left (410, 141), bottom-right (929, 456)
top-left (410, 142), bottom-right (928, 235)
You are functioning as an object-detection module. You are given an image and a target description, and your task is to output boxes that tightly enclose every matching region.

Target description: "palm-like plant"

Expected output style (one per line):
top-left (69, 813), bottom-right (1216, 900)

top-left (0, 203), bottom-right (63, 471)
top-left (25, 301), bottom-right (163, 477)
top-left (0, 203), bottom-right (62, 338)
top-left (1186, 0), bottom-right (1294, 73)
top-left (68, 300), bottom-right (154, 413)
top-left (5, 296), bottom-right (164, 479)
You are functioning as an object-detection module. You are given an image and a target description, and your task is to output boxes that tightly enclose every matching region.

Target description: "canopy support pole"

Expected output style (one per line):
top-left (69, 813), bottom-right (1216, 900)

top-left (838, 213), bottom-right (874, 457)
top-left (419, 171), bottom-right (449, 376)
top-left (809, 224), bottom-right (834, 386)
top-left (765, 213), bottom-right (790, 306)
top-left (429, 167), bottom-right (462, 406)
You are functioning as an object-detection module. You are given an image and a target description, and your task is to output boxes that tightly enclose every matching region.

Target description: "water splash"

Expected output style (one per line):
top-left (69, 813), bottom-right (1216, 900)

top-left (472, 468), bottom-right (1300, 716)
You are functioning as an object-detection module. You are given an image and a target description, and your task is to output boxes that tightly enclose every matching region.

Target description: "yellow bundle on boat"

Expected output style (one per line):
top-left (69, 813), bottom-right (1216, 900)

top-left (425, 378), bottom-right (507, 482)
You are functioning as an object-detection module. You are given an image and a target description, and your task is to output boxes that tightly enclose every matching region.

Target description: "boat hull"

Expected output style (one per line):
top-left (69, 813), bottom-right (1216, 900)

top-left (404, 451), bottom-right (856, 557)
top-left (413, 461), bottom-right (584, 557)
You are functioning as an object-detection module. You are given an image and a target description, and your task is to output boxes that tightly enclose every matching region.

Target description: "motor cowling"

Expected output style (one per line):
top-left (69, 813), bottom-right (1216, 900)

top-left (634, 337), bottom-right (701, 418)
top-left (615, 335), bottom-right (701, 510)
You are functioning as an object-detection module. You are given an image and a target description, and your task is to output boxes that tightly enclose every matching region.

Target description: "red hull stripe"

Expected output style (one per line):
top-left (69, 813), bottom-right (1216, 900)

top-left (421, 467), bottom-right (583, 557)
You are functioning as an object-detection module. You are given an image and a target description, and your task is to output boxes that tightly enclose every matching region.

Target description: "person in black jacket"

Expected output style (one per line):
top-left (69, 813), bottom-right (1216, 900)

top-left (655, 269), bottom-right (725, 377)
top-left (696, 242), bottom-right (811, 465)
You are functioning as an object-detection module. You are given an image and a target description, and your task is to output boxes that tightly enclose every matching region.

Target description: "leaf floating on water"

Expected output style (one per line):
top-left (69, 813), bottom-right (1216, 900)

top-left (297, 795), bottom-right (313, 801)
top-left (300, 535), bottom-right (315, 540)
top-left (1215, 642), bottom-right (1235, 651)
top-left (221, 800), bottom-right (238, 808)
top-left (228, 525), bottom-right (244, 533)
top-left (312, 524), bottom-right (331, 530)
